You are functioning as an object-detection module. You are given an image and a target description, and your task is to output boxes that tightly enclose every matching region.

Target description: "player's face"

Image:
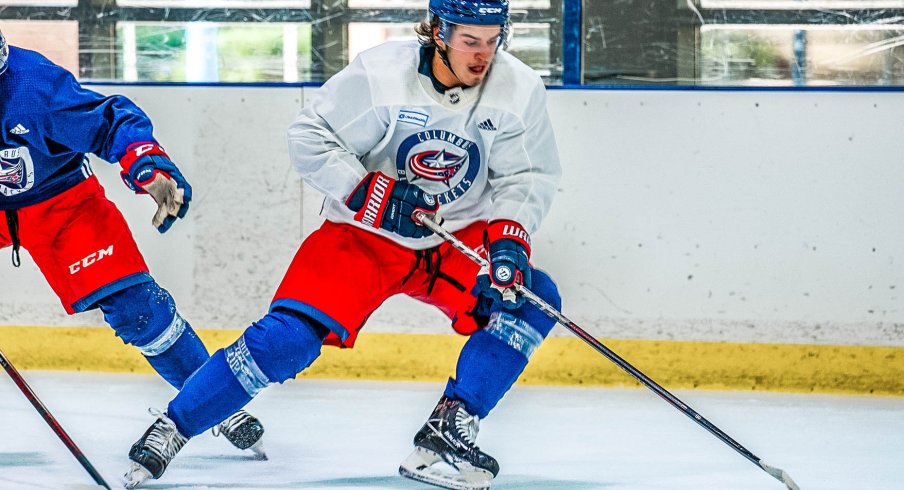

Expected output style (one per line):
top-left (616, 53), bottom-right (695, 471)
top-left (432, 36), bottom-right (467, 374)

top-left (436, 24), bottom-right (502, 87)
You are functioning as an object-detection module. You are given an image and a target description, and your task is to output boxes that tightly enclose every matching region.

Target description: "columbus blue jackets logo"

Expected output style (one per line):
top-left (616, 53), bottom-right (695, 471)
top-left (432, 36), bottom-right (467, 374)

top-left (0, 156), bottom-right (23, 185)
top-left (409, 150), bottom-right (467, 186)
top-left (395, 130), bottom-right (481, 205)
top-left (0, 147), bottom-right (35, 196)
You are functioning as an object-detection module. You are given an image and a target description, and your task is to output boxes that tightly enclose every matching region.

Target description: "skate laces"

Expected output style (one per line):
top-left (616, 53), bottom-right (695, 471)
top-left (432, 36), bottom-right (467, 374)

top-left (428, 400), bottom-right (481, 449)
top-left (212, 410), bottom-right (250, 438)
top-left (454, 408), bottom-right (480, 446)
top-left (143, 408), bottom-right (187, 459)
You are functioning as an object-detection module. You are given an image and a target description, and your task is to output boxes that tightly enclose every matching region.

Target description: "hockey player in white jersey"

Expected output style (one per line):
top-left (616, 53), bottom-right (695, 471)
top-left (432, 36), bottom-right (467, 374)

top-left (125, 0), bottom-right (562, 488)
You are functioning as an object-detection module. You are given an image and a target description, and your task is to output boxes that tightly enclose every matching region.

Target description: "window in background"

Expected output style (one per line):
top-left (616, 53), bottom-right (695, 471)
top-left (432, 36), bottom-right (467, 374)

top-left (346, 0), bottom-right (559, 81)
top-left (118, 24), bottom-right (186, 82)
top-left (116, 0), bottom-right (310, 7)
top-left (117, 22), bottom-right (312, 82)
top-left (347, 0), bottom-right (550, 8)
top-left (1, 20), bottom-right (79, 74)
top-left (510, 23), bottom-right (553, 78)
top-left (700, 25), bottom-right (904, 86)
top-left (701, 0), bottom-right (904, 7)
top-left (694, 0), bottom-right (904, 86)
top-left (348, 0), bottom-right (425, 6)
top-left (2, 1), bottom-right (560, 83)
top-left (700, 27), bottom-right (793, 85)
top-left (582, 1), bottom-right (697, 85)
top-left (581, 0), bottom-right (904, 86)
top-left (348, 23), bottom-right (417, 62)
top-left (806, 27), bottom-right (904, 85)
top-left (0, 0), bottom-right (75, 5)
top-left (346, 22), bottom-right (554, 80)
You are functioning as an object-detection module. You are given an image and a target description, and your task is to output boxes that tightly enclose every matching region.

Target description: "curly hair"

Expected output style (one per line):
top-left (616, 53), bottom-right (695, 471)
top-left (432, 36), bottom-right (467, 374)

top-left (415, 17), bottom-right (440, 47)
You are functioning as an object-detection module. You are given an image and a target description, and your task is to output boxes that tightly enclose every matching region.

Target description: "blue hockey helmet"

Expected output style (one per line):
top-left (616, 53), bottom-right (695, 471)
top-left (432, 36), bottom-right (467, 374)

top-left (429, 0), bottom-right (509, 27)
top-left (0, 29), bottom-right (8, 75)
top-left (429, 0), bottom-right (511, 52)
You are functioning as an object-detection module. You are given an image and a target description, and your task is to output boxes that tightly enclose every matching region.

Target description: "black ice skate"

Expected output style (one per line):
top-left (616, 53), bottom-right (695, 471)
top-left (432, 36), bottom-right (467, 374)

top-left (123, 411), bottom-right (188, 488)
top-left (399, 396), bottom-right (499, 490)
top-left (213, 409), bottom-right (267, 459)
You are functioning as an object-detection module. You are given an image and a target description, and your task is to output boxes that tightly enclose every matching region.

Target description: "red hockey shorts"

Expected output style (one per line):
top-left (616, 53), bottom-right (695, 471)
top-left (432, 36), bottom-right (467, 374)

top-left (0, 176), bottom-right (151, 314)
top-left (271, 220), bottom-right (488, 348)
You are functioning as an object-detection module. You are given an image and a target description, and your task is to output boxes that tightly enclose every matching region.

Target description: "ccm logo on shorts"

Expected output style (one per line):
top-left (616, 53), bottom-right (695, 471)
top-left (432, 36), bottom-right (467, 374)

top-left (69, 245), bottom-right (114, 274)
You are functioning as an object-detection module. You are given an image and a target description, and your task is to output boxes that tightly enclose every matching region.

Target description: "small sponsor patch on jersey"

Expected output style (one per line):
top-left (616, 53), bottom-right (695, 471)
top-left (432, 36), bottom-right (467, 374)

top-left (398, 110), bottom-right (429, 127)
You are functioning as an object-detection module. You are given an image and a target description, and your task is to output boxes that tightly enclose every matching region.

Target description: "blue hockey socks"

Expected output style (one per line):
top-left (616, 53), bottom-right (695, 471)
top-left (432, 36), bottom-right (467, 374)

top-left (168, 349), bottom-right (252, 438)
top-left (143, 327), bottom-right (208, 390)
top-left (98, 281), bottom-right (208, 389)
top-left (446, 269), bottom-right (561, 418)
top-left (168, 308), bottom-right (327, 437)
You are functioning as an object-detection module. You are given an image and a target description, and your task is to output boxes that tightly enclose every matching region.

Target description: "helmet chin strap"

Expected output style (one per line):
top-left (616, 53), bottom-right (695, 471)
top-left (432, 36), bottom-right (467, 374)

top-left (435, 43), bottom-right (470, 88)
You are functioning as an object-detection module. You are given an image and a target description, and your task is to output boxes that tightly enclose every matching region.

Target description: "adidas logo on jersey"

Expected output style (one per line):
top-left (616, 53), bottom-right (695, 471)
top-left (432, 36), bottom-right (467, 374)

top-left (9, 124), bottom-right (29, 135)
top-left (477, 119), bottom-right (497, 131)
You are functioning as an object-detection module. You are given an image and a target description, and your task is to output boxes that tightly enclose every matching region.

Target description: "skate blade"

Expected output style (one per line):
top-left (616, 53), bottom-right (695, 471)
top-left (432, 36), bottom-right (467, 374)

top-left (248, 438), bottom-right (268, 460)
top-left (122, 462), bottom-right (153, 489)
top-left (399, 447), bottom-right (493, 490)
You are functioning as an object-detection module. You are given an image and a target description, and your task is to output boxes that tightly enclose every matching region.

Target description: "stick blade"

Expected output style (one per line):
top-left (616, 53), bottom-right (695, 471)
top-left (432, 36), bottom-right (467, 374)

top-left (760, 460), bottom-right (801, 490)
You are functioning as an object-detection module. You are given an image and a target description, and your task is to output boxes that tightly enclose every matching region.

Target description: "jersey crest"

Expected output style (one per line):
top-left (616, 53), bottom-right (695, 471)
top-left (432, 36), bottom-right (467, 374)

top-left (395, 129), bottom-right (481, 205)
top-left (409, 149), bottom-right (467, 185)
top-left (0, 147), bottom-right (35, 196)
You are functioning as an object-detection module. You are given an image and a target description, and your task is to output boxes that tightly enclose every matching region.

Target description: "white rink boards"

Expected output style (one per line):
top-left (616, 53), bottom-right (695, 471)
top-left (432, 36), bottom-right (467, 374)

top-left (2, 87), bottom-right (903, 349)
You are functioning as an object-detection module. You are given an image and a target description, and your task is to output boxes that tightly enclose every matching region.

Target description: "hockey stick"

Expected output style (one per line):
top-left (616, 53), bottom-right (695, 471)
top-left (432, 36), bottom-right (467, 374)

top-left (0, 347), bottom-right (111, 489)
top-left (413, 211), bottom-right (800, 490)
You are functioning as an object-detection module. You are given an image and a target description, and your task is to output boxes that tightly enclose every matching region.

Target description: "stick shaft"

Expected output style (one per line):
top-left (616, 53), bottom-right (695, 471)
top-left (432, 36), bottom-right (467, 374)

top-left (415, 212), bottom-right (798, 489)
top-left (0, 348), bottom-right (111, 489)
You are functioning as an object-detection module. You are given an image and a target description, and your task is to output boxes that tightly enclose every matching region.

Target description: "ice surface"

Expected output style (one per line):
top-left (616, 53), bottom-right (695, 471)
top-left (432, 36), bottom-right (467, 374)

top-left (1, 371), bottom-right (902, 489)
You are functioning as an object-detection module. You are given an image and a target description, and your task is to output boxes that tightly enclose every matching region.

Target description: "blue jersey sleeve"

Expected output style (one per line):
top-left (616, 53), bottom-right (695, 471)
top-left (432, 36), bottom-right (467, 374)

top-left (0, 47), bottom-right (162, 209)
top-left (41, 64), bottom-right (157, 163)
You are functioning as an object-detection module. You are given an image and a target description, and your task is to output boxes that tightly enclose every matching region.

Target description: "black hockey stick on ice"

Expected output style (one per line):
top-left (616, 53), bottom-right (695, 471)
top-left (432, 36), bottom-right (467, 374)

top-left (413, 211), bottom-right (800, 490)
top-left (0, 347), bottom-right (111, 489)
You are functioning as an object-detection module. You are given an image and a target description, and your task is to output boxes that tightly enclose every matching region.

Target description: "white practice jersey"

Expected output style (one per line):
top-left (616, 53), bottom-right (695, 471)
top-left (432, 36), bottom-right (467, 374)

top-left (288, 40), bottom-right (562, 250)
